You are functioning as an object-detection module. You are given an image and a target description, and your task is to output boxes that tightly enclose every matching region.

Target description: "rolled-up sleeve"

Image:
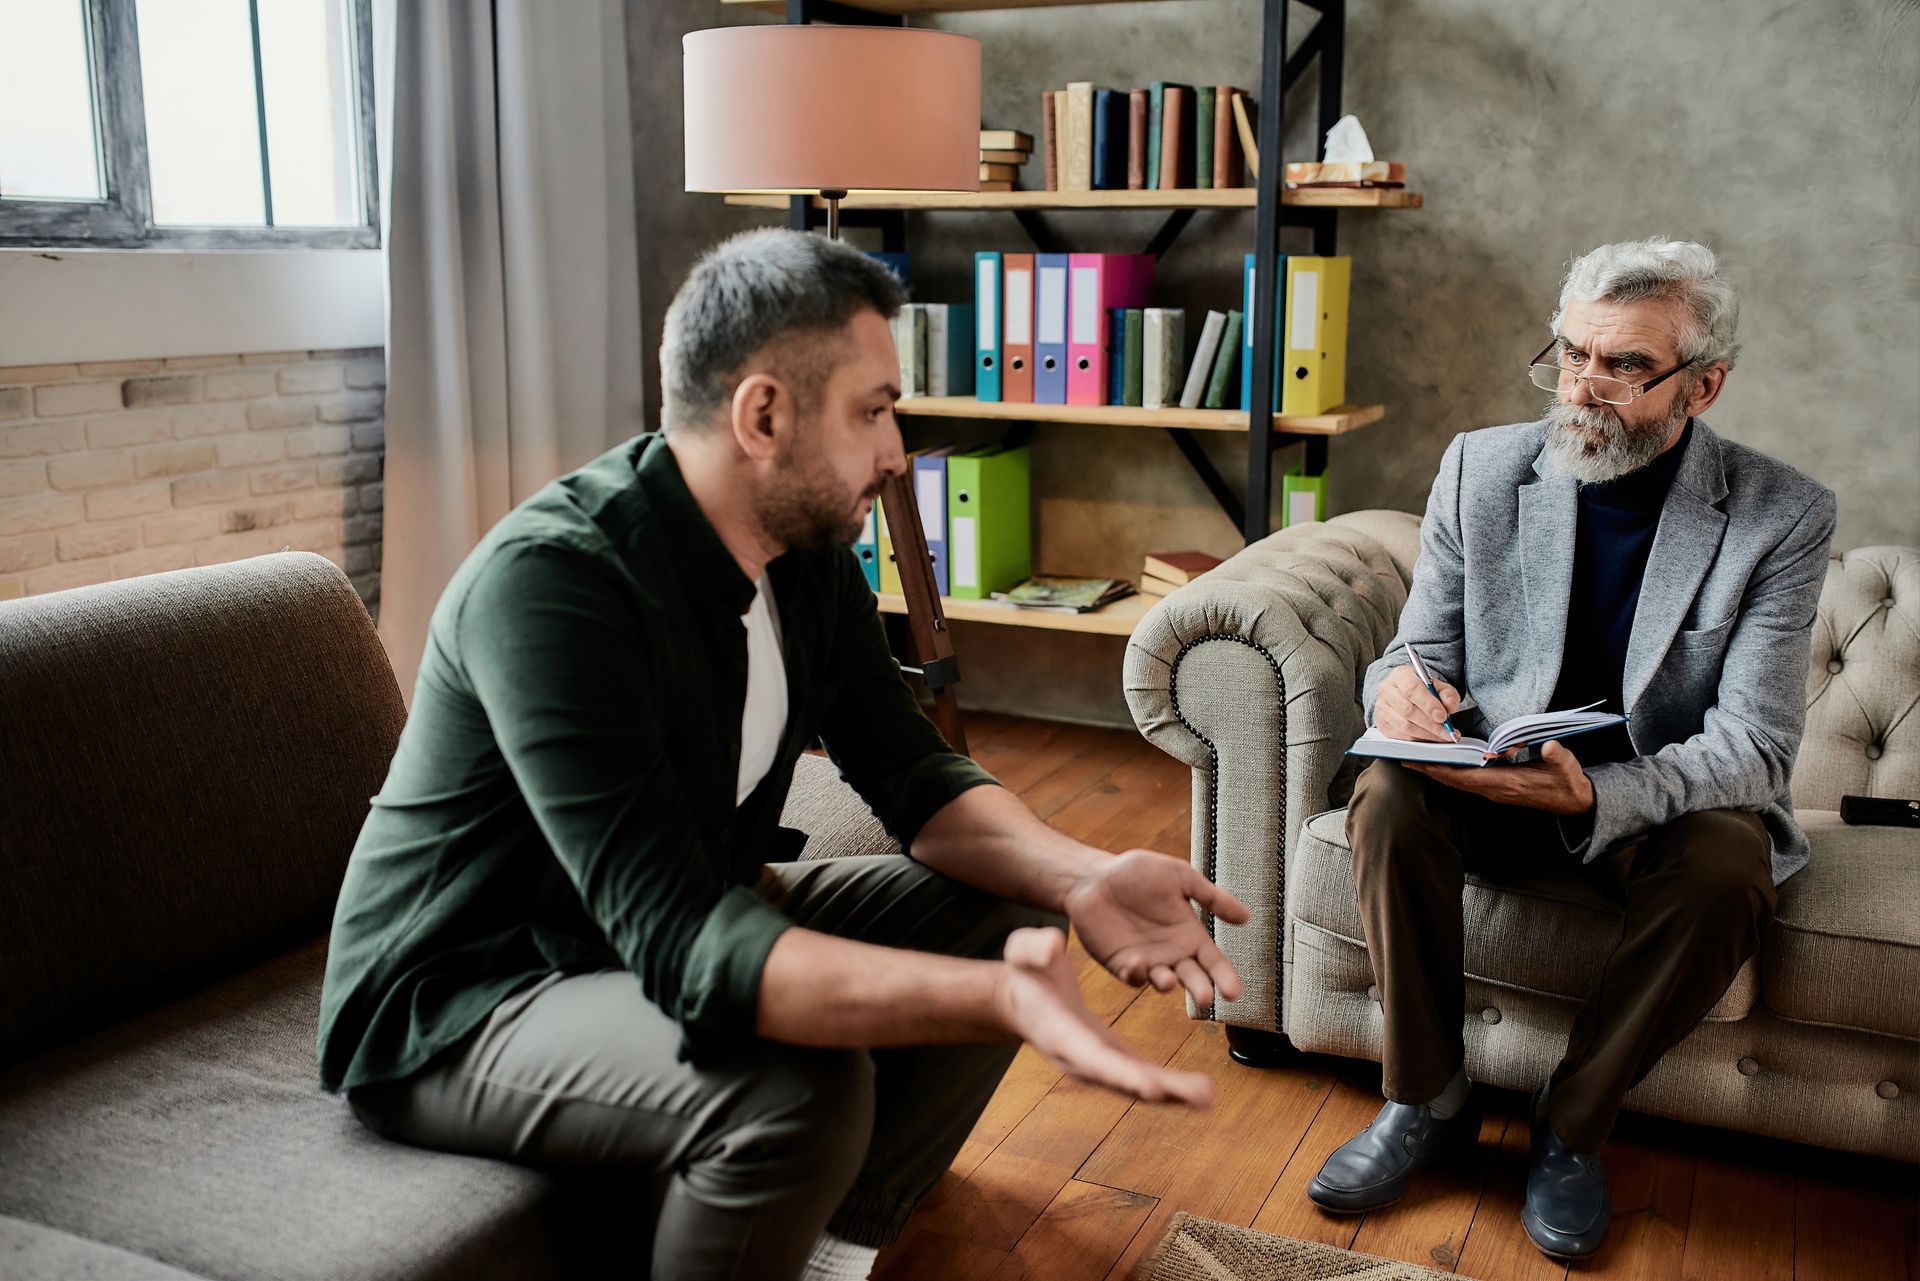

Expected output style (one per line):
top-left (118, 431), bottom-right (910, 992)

top-left (815, 551), bottom-right (998, 844)
top-left (457, 542), bottom-right (791, 1059)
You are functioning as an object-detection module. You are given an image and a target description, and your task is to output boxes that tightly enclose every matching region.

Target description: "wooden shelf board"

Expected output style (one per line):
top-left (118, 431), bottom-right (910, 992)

top-left (894, 397), bottom-right (1384, 435)
top-left (875, 590), bottom-right (1152, 635)
top-left (724, 0), bottom-right (1203, 13)
top-left (720, 188), bottom-right (1422, 212)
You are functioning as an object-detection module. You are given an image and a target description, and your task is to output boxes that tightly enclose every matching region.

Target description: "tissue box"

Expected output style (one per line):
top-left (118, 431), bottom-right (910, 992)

top-left (1284, 160), bottom-right (1405, 186)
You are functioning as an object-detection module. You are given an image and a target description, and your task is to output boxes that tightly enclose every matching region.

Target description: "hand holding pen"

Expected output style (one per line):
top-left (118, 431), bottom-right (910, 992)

top-left (1375, 642), bottom-right (1463, 744)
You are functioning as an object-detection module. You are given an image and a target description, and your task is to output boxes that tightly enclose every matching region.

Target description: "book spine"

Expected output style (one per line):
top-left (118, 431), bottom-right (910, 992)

top-left (1233, 92), bottom-right (1258, 181)
top-left (1107, 307), bottom-right (1127, 405)
top-left (1123, 307), bottom-right (1144, 407)
top-left (1214, 86), bottom-right (1238, 188)
top-left (1042, 90), bottom-right (1058, 192)
top-left (1194, 87), bottom-right (1215, 190)
top-left (1180, 309), bottom-right (1225, 409)
top-left (1142, 309), bottom-right (1185, 409)
top-left (1066, 82), bottom-right (1094, 192)
top-left (1146, 83), bottom-right (1165, 190)
top-left (1204, 309), bottom-right (1242, 409)
top-left (1127, 90), bottom-right (1147, 190)
top-left (900, 305), bottom-right (927, 397)
top-left (927, 304), bottom-right (950, 398)
top-left (1091, 89), bottom-right (1113, 190)
top-left (1158, 88), bottom-right (1183, 190)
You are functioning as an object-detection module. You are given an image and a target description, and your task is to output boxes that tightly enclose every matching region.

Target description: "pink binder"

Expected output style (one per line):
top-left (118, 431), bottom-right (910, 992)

top-left (1067, 253), bottom-right (1157, 405)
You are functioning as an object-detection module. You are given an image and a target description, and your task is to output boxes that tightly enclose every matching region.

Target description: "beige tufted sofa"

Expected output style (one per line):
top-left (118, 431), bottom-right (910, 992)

top-left (1125, 511), bottom-right (1918, 1161)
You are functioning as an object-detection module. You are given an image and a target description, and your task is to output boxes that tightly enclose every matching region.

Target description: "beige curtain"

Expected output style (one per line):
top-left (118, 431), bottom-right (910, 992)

top-left (373, 0), bottom-right (643, 698)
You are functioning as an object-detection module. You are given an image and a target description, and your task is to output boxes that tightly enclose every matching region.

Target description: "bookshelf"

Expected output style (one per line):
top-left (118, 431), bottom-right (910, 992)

top-left (723, 188), bottom-right (1423, 212)
top-left (724, 0), bottom-right (1187, 13)
top-left (894, 396), bottom-right (1385, 434)
top-left (875, 590), bottom-right (1152, 635)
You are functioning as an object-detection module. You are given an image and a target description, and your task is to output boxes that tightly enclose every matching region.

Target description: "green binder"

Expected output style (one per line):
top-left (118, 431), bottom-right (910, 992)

top-left (1281, 464), bottom-right (1327, 527)
top-left (947, 443), bottom-right (1031, 600)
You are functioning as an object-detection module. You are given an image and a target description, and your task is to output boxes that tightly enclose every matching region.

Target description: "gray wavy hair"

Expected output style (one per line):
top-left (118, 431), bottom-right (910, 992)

top-left (1552, 238), bottom-right (1741, 371)
top-left (661, 227), bottom-right (906, 431)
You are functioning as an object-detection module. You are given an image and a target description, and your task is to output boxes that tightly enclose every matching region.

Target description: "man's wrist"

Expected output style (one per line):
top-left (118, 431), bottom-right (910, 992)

top-left (1048, 840), bottom-right (1116, 913)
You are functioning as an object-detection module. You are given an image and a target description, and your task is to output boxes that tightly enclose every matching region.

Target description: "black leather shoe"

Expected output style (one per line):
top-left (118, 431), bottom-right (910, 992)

top-left (1522, 1086), bottom-right (1610, 1259)
top-left (1306, 1093), bottom-right (1481, 1213)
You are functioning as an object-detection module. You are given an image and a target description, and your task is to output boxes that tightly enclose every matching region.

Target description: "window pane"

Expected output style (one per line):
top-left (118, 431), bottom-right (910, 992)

top-left (136, 0), bottom-right (265, 226)
top-left (257, 0), bottom-right (361, 226)
top-left (0, 0), bottom-right (104, 201)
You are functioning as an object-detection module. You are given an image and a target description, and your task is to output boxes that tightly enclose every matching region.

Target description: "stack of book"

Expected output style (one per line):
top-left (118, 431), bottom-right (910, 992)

top-left (1140, 550), bottom-right (1222, 598)
top-left (980, 129), bottom-right (1033, 193)
top-left (889, 302), bottom-right (976, 399)
top-left (993, 576), bottom-right (1136, 615)
top-left (1040, 82), bottom-right (1251, 192)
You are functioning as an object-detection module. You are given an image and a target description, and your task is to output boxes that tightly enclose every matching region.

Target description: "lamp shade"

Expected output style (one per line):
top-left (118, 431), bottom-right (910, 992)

top-left (683, 26), bottom-right (980, 194)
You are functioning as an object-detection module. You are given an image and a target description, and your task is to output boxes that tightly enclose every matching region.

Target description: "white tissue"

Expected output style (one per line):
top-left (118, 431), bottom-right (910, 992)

top-left (1323, 115), bottom-right (1374, 164)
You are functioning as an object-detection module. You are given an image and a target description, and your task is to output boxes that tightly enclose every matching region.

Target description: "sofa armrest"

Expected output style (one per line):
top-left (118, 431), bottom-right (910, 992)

top-left (1123, 512), bottom-right (1420, 1033)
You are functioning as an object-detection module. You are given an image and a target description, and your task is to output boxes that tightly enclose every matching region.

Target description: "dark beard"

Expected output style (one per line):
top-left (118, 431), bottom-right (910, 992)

top-left (759, 453), bottom-right (876, 553)
top-left (1542, 395), bottom-right (1688, 484)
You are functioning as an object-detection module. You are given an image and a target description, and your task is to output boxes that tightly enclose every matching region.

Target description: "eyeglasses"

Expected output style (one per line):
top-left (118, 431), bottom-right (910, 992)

top-left (1526, 338), bottom-right (1693, 406)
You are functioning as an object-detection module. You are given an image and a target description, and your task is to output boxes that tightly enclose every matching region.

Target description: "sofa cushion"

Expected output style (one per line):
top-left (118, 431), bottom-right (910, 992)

top-left (1290, 809), bottom-right (1758, 1022)
top-left (781, 752), bottom-right (903, 859)
top-left (1762, 810), bottom-right (1920, 1040)
top-left (2, 1217), bottom-right (215, 1281)
top-left (0, 938), bottom-right (640, 1281)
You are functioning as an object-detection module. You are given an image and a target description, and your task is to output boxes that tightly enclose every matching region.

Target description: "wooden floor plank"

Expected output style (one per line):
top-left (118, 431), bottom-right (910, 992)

top-left (1677, 1158), bottom-right (1793, 1281)
top-left (1346, 1110), bottom-right (1506, 1273)
top-left (1016, 728), bottom-right (1148, 821)
top-left (913, 988), bottom-right (1197, 1251)
top-left (1576, 1134), bottom-right (1695, 1281)
top-left (989, 1180), bottom-right (1158, 1281)
top-left (1453, 1105), bottom-right (1568, 1281)
top-left (873, 1225), bottom-right (1008, 1281)
top-left (1792, 1177), bottom-right (1911, 1281)
top-left (1248, 1076), bottom-right (1381, 1250)
top-left (1085, 1022), bottom-right (1334, 1281)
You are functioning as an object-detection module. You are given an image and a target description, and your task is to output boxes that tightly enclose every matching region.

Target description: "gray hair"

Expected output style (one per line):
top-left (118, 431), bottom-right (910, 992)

top-left (1552, 238), bottom-right (1740, 371)
top-left (660, 227), bottom-right (906, 431)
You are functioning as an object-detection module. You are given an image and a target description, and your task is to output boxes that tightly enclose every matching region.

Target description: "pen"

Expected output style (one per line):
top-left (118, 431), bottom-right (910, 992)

top-left (1402, 642), bottom-right (1461, 743)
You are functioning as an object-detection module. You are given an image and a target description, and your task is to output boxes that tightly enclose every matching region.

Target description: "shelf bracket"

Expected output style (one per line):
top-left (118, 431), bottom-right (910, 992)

top-left (1168, 428), bottom-right (1246, 532)
top-left (1011, 209), bottom-right (1060, 254)
top-left (1144, 209), bottom-right (1196, 259)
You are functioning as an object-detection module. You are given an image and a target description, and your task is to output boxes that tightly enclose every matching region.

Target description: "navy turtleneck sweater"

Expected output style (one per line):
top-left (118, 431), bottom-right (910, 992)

top-left (1546, 419), bottom-right (1692, 765)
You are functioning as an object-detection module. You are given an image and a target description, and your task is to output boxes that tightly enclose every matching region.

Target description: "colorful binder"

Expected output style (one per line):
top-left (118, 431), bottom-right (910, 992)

top-left (947, 443), bottom-right (1031, 600)
top-left (855, 501), bottom-right (881, 591)
top-left (877, 501), bottom-right (900, 595)
top-left (927, 304), bottom-right (975, 398)
top-left (1002, 253), bottom-right (1035, 403)
top-left (1241, 251), bottom-right (1288, 410)
top-left (1281, 464), bottom-right (1328, 527)
top-left (1281, 255), bottom-right (1350, 416)
top-left (1034, 253), bottom-right (1070, 405)
top-left (913, 447), bottom-right (955, 595)
top-left (1068, 253), bottom-right (1156, 405)
top-left (974, 251), bottom-right (1003, 402)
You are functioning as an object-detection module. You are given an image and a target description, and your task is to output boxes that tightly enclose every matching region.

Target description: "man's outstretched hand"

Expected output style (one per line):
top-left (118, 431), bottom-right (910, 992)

top-left (994, 926), bottom-right (1217, 1107)
top-left (1063, 850), bottom-right (1251, 1007)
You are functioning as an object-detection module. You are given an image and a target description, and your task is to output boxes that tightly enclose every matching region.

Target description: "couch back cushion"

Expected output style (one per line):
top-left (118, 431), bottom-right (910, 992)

top-left (1794, 547), bottom-right (1919, 809)
top-left (0, 553), bottom-right (405, 1064)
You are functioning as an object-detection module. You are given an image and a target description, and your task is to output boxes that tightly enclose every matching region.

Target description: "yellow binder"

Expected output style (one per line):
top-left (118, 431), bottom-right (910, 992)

top-left (877, 502), bottom-right (901, 595)
top-left (1281, 255), bottom-right (1350, 416)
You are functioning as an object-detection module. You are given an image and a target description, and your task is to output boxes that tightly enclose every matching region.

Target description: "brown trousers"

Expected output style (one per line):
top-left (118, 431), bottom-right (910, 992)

top-left (1345, 759), bottom-right (1776, 1152)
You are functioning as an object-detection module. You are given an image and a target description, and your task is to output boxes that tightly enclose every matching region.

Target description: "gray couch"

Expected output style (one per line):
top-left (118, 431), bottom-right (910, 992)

top-left (1125, 511), bottom-right (1919, 1163)
top-left (0, 552), bottom-right (884, 1281)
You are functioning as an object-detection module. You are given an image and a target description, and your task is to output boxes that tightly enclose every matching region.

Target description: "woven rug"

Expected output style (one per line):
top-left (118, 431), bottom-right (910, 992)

top-left (1146, 1213), bottom-right (1456, 1281)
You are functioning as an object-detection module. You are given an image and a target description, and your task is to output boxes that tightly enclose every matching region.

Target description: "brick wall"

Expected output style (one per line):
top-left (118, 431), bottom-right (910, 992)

top-left (0, 349), bottom-right (385, 614)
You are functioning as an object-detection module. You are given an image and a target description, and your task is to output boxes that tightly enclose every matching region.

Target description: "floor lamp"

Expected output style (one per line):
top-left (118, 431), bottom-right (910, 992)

top-left (683, 25), bottom-right (982, 754)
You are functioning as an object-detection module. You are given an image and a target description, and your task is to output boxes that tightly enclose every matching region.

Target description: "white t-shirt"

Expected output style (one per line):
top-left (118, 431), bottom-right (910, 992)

top-left (737, 574), bottom-right (789, 806)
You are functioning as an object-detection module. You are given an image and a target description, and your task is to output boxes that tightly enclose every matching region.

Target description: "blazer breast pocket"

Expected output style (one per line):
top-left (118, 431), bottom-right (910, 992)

top-left (1672, 613), bottom-right (1737, 653)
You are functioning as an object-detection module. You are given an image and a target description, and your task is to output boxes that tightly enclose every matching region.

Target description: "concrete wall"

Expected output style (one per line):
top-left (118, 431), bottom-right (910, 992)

top-left (633, 0), bottom-right (1920, 727)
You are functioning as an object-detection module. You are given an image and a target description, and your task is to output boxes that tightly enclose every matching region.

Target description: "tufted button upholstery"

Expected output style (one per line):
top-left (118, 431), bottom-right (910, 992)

top-left (1796, 548), bottom-right (1920, 808)
top-left (1737, 1057), bottom-right (1761, 1077)
top-left (1877, 1081), bottom-right (1901, 1100)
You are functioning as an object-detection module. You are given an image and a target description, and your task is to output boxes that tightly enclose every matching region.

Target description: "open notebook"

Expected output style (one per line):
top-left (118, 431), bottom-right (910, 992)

top-left (1347, 702), bottom-right (1628, 767)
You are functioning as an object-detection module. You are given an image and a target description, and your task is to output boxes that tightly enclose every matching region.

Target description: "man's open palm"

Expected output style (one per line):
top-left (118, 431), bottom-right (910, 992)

top-left (1063, 850), bottom-right (1251, 1007)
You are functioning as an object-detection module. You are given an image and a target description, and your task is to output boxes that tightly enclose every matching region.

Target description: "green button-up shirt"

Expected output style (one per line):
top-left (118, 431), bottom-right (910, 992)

top-left (317, 434), bottom-right (995, 1093)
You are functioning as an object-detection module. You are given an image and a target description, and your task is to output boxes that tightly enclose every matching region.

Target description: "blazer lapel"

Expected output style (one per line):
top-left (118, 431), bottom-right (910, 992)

top-left (1622, 422), bottom-right (1730, 711)
top-left (1519, 454), bottom-right (1579, 712)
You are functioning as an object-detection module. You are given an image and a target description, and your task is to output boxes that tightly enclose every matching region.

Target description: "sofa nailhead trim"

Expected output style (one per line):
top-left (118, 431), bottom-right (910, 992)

top-left (1167, 632), bottom-right (1289, 1030)
top-left (1367, 985), bottom-right (1380, 1003)
top-left (1738, 1057), bottom-right (1761, 1077)
top-left (1877, 1080), bottom-right (1900, 1100)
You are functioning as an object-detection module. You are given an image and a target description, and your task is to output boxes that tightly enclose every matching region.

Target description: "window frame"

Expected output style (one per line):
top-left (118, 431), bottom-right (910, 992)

top-left (0, 0), bottom-right (379, 251)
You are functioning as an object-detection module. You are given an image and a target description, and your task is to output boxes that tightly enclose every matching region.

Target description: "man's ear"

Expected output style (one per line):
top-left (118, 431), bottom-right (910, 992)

top-left (1684, 362), bottom-right (1728, 417)
top-left (728, 372), bottom-right (791, 461)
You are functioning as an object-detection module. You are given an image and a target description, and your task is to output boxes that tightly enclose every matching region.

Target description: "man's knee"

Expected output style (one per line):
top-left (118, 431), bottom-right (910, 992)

top-left (702, 1047), bottom-right (877, 1183)
top-left (1347, 760), bottom-right (1444, 867)
top-left (1653, 809), bottom-right (1775, 923)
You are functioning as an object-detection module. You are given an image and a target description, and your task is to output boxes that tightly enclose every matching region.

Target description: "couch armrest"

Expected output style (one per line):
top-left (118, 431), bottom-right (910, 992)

top-left (1123, 512), bottom-right (1420, 1033)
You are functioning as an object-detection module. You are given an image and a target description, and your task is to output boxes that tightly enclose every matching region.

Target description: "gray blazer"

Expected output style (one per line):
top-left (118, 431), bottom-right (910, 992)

top-left (1362, 418), bottom-right (1836, 885)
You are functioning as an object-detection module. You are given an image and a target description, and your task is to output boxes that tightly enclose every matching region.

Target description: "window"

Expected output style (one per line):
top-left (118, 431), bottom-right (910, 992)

top-left (0, 0), bottom-right (376, 249)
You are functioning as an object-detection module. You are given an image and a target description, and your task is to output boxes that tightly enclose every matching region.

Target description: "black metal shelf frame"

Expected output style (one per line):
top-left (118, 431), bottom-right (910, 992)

top-left (781, 0), bottom-right (1350, 544)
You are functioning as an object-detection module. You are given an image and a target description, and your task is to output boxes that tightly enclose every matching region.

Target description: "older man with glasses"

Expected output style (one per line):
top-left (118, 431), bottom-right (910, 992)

top-left (1303, 239), bottom-right (1835, 1260)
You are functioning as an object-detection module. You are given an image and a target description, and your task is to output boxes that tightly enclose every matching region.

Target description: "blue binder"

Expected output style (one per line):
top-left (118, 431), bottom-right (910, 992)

top-left (868, 252), bottom-right (910, 288)
top-left (1241, 251), bottom-right (1288, 410)
top-left (1034, 253), bottom-right (1069, 404)
top-left (855, 501), bottom-right (881, 590)
top-left (974, 251), bottom-right (1002, 402)
top-left (912, 447), bottom-right (955, 595)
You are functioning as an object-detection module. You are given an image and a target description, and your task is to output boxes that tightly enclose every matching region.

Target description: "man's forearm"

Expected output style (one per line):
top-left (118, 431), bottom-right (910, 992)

top-left (754, 926), bottom-right (1009, 1047)
top-left (909, 783), bottom-right (1110, 912)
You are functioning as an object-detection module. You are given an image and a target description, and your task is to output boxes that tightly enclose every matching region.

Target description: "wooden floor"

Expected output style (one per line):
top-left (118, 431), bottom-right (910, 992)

top-left (871, 714), bottom-right (1920, 1281)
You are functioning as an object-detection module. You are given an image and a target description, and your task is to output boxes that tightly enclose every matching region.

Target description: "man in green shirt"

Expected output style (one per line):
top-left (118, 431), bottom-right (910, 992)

top-left (318, 228), bottom-right (1248, 1281)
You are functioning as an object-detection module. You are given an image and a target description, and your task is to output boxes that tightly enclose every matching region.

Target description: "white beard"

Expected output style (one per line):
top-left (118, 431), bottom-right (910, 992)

top-left (1542, 397), bottom-right (1688, 485)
